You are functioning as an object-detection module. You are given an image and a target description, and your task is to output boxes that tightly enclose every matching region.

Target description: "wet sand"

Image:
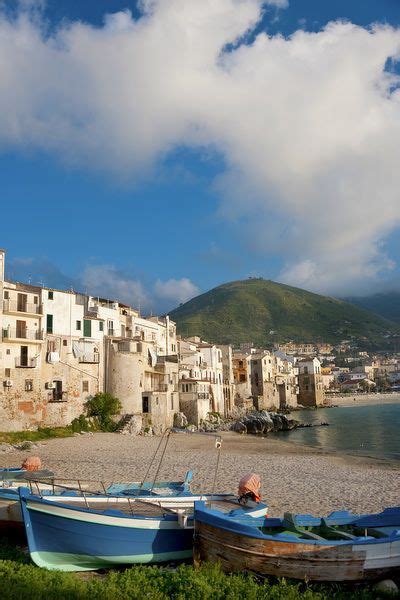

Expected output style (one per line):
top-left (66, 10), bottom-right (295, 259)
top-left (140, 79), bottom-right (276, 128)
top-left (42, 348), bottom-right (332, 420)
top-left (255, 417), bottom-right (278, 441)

top-left (2, 431), bottom-right (399, 517)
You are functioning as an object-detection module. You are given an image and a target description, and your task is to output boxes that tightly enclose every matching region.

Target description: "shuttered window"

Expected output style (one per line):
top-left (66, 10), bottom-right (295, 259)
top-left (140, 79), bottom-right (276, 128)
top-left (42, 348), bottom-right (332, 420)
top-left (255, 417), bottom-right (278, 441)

top-left (83, 319), bottom-right (92, 338)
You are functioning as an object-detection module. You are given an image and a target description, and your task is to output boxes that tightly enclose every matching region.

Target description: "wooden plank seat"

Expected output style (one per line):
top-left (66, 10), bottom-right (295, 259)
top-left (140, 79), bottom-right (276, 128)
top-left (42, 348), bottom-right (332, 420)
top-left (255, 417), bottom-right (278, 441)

top-left (283, 512), bottom-right (326, 541)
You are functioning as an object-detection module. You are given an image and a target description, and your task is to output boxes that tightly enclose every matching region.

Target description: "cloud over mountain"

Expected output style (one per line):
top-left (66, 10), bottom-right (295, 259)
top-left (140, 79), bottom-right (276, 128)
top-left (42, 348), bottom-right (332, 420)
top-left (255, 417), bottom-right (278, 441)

top-left (1, 1), bottom-right (400, 294)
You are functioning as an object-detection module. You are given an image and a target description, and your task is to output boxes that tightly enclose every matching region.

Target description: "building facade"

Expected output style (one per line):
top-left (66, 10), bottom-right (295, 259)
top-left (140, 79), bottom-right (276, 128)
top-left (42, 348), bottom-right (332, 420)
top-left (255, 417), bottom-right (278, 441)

top-left (297, 358), bottom-right (325, 407)
top-left (0, 250), bottom-right (178, 432)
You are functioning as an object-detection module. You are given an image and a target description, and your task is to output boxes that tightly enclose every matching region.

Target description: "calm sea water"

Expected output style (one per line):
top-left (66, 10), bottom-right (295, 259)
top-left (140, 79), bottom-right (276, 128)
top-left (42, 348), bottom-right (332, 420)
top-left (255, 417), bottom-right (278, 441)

top-left (277, 403), bottom-right (400, 461)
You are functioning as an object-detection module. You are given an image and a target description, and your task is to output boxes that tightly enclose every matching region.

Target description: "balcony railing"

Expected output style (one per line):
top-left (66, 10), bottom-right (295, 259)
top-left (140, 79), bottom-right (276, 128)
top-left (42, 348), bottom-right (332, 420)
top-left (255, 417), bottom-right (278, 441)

top-left (87, 304), bottom-right (99, 315)
top-left (2, 328), bottom-right (44, 341)
top-left (3, 300), bottom-right (43, 315)
top-left (48, 391), bottom-right (68, 403)
top-left (15, 357), bottom-right (38, 368)
top-left (79, 354), bottom-right (100, 364)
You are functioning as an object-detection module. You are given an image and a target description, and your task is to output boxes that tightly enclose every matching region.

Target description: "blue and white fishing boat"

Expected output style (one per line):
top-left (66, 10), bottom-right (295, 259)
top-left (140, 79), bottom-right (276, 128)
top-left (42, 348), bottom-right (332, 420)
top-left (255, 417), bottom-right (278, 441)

top-left (19, 488), bottom-right (268, 571)
top-left (0, 470), bottom-right (213, 531)
top-left (194, 502), bottom-right (400, 582)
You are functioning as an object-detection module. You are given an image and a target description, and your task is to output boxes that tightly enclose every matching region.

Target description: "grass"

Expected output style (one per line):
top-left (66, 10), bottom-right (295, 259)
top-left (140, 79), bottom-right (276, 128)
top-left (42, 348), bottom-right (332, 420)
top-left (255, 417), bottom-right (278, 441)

top-left (0, 538), bottom-right (382, 600)
top-left (0, 427), bottom-right (74, 445)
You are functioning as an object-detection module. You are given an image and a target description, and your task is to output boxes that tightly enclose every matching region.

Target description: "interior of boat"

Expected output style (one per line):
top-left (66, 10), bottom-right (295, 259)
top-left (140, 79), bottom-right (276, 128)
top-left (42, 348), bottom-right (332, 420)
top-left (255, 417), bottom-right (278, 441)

top-left (259, 512), bottom-right (400, 542)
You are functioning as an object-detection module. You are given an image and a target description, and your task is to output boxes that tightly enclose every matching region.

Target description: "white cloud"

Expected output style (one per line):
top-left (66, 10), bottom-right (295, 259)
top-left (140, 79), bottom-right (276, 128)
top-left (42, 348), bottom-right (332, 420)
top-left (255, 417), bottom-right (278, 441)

top-left (80, 264), bottom-right (148, 308)
top-left (1, 1), bottom-right (400, 294)
top-left (154, 277), bottom-right (200, 305)
top-left (80, 265), bottom-right (199, 312)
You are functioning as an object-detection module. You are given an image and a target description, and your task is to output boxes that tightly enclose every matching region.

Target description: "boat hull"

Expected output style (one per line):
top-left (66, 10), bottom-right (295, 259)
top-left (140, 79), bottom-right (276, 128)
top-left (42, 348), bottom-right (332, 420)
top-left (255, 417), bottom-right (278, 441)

top-left (194, 508), bottom-right (400, 582)
top-left (21, 493), bottom-right (193, 571)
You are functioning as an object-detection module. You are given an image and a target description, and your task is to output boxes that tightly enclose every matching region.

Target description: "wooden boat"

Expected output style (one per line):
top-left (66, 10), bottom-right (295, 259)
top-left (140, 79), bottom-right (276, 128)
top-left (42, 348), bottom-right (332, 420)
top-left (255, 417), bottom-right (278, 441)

top-left (1, 470), bottom-right (248, 532)
top-left (194, 502), bottom-right (400, 582)
top-left (19, 488), bottom-right (268, 571)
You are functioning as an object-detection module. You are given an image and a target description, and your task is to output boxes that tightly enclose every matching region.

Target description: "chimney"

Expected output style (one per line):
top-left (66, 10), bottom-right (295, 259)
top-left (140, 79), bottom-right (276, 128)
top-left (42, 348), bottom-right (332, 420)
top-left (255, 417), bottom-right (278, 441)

top-left (0, 249), bottom-right (5, 282)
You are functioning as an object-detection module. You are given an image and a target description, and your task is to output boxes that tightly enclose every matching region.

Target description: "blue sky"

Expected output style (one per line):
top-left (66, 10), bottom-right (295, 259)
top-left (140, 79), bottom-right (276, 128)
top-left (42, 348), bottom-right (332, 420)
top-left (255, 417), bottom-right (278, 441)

top-left (1, 0), bottom-right (400, 312)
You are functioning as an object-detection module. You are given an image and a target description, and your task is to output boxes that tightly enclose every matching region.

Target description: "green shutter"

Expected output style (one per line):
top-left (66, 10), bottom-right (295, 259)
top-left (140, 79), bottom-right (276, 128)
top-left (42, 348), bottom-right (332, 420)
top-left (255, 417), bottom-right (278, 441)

top-left (83, 319), bottom-right (92, 337)
top-left (46, 314), bottom-right (53, 334)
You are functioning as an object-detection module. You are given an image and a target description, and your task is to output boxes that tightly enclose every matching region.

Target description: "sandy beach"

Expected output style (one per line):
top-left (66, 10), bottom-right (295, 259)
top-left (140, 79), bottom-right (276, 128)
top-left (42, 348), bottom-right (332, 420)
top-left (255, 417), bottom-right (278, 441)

top-left (325, 392), bottom-right (400, 408)
top-left (2, 431), bottom-right (399, 518)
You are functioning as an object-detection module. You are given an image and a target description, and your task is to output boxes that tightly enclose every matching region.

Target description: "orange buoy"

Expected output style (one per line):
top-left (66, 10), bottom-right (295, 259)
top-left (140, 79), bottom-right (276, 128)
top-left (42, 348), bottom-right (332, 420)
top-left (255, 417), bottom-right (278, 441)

top-left (21, 456), bottom-right (42, 472)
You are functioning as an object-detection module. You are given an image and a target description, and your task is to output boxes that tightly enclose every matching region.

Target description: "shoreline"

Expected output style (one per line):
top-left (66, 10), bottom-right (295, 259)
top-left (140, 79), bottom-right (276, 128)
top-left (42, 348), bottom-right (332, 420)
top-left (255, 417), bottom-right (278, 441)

top-left (1, 430), bottom-right (398, 517)
top-left (324, 392), bottom-right (400, 407)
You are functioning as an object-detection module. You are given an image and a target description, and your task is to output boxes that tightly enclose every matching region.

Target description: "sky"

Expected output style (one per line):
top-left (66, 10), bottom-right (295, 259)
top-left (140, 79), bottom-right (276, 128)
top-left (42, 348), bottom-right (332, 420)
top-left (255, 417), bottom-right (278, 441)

top-left (1, 0), bottom-right (400, 313)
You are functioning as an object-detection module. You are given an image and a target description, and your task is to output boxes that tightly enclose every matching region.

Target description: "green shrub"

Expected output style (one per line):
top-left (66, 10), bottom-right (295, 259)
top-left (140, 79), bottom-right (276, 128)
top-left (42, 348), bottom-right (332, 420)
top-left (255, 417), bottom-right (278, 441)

top-left (70, 414), bottom-right (92, 433)
top-left (84, 393), bottom-right (122, 432)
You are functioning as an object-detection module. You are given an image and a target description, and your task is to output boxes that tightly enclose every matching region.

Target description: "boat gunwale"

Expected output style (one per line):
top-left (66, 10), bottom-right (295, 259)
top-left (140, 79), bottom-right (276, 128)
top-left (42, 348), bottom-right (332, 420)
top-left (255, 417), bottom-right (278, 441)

top-left (194, 502), bottom-right (400, 547)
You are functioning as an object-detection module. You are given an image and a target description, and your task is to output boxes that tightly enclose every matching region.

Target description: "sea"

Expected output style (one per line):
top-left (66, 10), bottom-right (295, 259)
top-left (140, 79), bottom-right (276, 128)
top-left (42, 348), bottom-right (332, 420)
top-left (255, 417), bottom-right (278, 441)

top-left (277, 402), bottom-right (400, 461)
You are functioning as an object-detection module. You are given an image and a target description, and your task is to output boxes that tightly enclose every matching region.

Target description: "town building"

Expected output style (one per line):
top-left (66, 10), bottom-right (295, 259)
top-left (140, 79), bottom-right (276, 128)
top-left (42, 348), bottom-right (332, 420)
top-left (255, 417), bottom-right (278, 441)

top-left (232, 351), bottom-right (252, 406)
top-left (297, 358), bottom-right (325, 407)
top-left (0, 249), bottom-right (178, 433)
top-left (177, 337), bottom-right (224, 426)
top-left (249, 351), bottom-right (298, 410)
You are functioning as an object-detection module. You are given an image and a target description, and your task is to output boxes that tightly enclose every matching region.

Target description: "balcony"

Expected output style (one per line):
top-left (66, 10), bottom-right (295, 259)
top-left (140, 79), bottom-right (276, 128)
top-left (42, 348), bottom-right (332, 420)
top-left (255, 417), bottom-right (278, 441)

top-left (48, 391), bottom-right (68, 403)
top-left (86, 304), bottom-right (99, 316)
top-left (3, 300), bottom-right (43, 316)
top-left (2, 328), bottom-right (44, 342)
top-left (15, 357), bottom-right (38, 368)
top-left (78, 353), bottom-right (100, 364)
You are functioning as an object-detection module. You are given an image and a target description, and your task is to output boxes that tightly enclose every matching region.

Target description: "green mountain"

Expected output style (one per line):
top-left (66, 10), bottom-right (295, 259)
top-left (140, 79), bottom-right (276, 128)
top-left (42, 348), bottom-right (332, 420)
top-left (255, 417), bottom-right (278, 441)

top-left (169, 279), bottom-right (400, 349)
top-left (346, 292), bottom-right (400, 325)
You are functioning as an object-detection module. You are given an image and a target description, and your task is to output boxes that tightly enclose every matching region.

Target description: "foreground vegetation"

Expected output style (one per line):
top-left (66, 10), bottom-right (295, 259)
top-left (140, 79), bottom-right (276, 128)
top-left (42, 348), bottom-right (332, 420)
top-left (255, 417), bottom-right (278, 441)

top-left (0, 393), bottom-right (122, 444)
top-left (0, 426), bottom-right (74, 444)
top-left (0, 539), bottom-right (385, 600)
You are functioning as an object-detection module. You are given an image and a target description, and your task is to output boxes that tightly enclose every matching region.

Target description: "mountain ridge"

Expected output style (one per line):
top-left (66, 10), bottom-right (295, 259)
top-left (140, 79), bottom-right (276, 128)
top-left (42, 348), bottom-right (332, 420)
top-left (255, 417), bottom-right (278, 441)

top-left (169, 278), bottom-right (400, 349)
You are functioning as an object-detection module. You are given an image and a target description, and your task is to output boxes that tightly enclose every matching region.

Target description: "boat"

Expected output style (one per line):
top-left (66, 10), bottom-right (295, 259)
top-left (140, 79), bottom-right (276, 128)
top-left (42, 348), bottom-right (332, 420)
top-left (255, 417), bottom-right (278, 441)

top-left (2, 470), bottom-right (267, 534)
top-left (194, 502), bottom-right (400, 582)
top-left (19, 488), bottom-right (268, 571)
top-left (0, 470), bottom-right (219, 532)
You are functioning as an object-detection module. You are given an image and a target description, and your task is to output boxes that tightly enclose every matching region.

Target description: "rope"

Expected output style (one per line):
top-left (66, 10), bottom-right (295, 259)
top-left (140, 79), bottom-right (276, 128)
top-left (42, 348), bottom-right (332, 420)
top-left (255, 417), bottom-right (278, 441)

top-left (139, 428), bottom-right (170, 492)
top-left (150, 430), bottom-right (171, 493)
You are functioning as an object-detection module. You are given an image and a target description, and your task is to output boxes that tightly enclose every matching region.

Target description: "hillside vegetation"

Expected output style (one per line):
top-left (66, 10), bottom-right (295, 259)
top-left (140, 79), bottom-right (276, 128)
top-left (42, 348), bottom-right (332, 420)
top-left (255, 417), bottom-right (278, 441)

top-left (346, 291), bottom-right (400, 324)
top-left (169, 279), bottom-right (400, 349)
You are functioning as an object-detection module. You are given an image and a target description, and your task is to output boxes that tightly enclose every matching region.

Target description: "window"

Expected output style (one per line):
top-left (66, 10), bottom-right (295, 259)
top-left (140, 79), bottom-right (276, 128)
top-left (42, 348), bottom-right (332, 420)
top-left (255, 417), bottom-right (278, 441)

top-left (63, 339), bottom-right (68, 346)
top-left (83, 319), bottom-right (92, 338)
top-left (76, 320), bottom-right (81, 331)
top-left (46, 314), bottom-right (53, 334)
top-left (142, 396), bottom-right (149, 413)
top-left (4, 291), bottom-right (9, 299)
top-left (33, 296), bottom-right (38, 305)
top-left (48, 291), bottom-right (54, 300)
top-left (52, 380), bottom-right (63, 401)
top-left (20, 346), bottom-right (28, 367)
top-left (239, 374), bottom-right (246, 382)
top-left (25, 380), bottom-right (33, 392)
top-left (304, 366), bottom-right (309, 374)
top-left (6, 349), bottom-right (10, 355)
top-left (99, 321), bottom-right (104, 332)
top-left (5, 368), bottom-right (10, 378)
top-left (82, 381), bottom-right (89, 393)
